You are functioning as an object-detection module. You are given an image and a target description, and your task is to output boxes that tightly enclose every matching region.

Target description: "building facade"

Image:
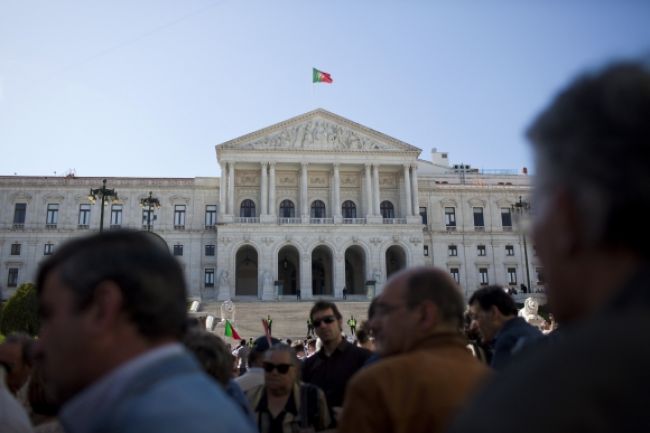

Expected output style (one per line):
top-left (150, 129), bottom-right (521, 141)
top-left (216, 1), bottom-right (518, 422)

top-left (0, 109), bottom-right (541, 301)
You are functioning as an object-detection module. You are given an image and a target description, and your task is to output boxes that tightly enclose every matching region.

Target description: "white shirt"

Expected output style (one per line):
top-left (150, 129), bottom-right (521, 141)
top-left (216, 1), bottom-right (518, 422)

top-left (234, 367), bottom-right (265, 393)
top-left (0, 367), bottom-right (34, 433)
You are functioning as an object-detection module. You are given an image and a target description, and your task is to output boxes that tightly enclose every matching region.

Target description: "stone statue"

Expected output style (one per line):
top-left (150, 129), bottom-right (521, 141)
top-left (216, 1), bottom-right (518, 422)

top-left (220, 299), bottom-right (236, 323)
top-left (262, 269), bottom-right (273, 298)
top-left (218, 270), bottom-right (231, 295)
top-left (518, 297), bottom-right (547, 329)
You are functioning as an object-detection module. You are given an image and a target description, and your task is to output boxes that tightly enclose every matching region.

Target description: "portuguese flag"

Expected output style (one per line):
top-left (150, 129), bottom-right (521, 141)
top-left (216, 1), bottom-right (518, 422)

top-left (224, 320), bottom-right (241, 340)
top-left (313, 68), bottom-right (333, 84)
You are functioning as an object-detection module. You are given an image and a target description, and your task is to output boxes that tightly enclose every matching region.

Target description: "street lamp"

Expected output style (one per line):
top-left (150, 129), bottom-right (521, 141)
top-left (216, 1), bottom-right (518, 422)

top-left (140, 191), bottom-right (161, 232)
top-left (88, 179), bottom-right (118, 233)
top-left (512, 196), bottom-right (532, 293)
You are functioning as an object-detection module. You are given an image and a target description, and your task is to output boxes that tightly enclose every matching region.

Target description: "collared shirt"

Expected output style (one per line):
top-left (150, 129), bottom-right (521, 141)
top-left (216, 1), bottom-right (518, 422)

top-left (302, 338), bottom-right (371, 410)
top-left (60, 343), bottom-right (184, 433)
top-left (491, 316), bottom-right (542, 371)
top-left (235, 367), bottom-right (265, 393)
top-left (256, 388), bottom-right (298, 433)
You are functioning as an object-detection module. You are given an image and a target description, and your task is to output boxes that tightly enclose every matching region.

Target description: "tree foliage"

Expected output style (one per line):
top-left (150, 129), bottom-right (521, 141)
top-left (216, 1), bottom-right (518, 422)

top-left (0, 282), bottom-right (39, 336)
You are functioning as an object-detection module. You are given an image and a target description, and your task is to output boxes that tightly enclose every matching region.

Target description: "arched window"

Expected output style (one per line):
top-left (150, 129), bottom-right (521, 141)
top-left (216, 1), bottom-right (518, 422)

top-left (310, 200), bottom-right (326, 218)
top-left (240, 199), bottom-right (256, 218)
top-left (342, 200), bottom-right (356, 219)
top-left (279, 200), bottom-right (295, 218)
top-left (380, 201), bottom-right (394, 219)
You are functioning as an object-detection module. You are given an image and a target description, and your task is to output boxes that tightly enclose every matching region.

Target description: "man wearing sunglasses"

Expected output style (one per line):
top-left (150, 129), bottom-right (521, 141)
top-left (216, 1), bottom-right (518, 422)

top-left (302, 301), bottom-right (371, 425)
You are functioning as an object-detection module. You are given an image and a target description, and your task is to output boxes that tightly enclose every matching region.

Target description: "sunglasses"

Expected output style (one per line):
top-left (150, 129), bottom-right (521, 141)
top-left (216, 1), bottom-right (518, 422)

top-left (312, 315), bottom-right (337, 327)
top-left (263, 362), bottom-right (292, 374)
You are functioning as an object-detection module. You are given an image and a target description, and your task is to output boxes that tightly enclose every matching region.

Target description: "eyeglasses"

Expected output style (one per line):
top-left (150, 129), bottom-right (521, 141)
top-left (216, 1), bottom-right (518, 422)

top-left (312, 315), bottom-right (337, 327)
top-left (263, 362), bottom-right (292, 374)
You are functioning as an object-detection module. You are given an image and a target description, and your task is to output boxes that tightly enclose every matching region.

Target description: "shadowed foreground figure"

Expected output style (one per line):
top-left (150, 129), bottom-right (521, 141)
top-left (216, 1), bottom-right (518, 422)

top-left (448, 60), bottom-right (650, 433)
top-left (33, 230), bottom-right (255, 433)
top-left (339, 267), bottom-right (489, 433)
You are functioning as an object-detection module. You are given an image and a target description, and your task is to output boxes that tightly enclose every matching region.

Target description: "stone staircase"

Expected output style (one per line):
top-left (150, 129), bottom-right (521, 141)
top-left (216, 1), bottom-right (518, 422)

top-left (190, 299), bottom-right (371, 341)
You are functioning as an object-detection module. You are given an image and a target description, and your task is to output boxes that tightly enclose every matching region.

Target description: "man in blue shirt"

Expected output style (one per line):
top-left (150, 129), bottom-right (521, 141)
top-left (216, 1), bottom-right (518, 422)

top-left (33, 230), bottom-right (255, 433)
top-left (468, 286), bottom-right (542, 370)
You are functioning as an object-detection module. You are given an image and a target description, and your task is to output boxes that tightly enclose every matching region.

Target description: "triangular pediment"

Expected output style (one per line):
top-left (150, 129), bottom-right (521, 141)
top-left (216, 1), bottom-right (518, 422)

top-left (217, 109), bottom-right (421, 154)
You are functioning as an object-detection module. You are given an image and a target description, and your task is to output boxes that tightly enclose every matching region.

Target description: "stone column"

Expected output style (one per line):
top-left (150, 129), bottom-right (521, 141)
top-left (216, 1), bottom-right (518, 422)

top-left (269, 163), bottom-right (276, 218)
top-left (219, 162), bottom-right (226, 218)
top-left (333, 164), bottom-right (341, 220)
top-left (373, 164), bottom-right (381, 216)
top-left (411, 163), bottom-right (420, 215)
top-left (364, 164), bottom-right (373, 218)
top-left (301, 162), bottom-right (309, 221)
top-left (228, 162), bottom-right (235, 215)
top-left (260, 162), bottom-right (268, 216)
top-left (301, 252), bottom-right (313, 299)
top-left (403, 164), bottom-right (413, 217)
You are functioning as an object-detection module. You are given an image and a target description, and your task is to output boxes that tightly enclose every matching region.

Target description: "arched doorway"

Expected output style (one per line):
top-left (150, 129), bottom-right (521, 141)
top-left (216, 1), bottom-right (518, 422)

top-left (312, 245), bottom-right (333, 296)
top-left (278, 245), bottom-right (300, 295)
top-left (345, 245), bottom-right (366, 294)
top-left (236, 245), bottom-right (258, 296)
top-left (385, 245), bottom-right (406, 278)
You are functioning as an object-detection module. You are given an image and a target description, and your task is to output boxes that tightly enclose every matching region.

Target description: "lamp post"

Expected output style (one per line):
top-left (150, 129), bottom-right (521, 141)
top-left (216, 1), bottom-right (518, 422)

top-left (88, 179), bottom-right (118, 233)
top-left (140, 191), bottom-right (161, 232)
top-left (512, 196), bottom-right (532, 293)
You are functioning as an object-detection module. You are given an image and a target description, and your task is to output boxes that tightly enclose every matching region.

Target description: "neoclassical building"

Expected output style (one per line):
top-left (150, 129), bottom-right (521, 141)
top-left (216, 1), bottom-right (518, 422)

top-left (0, 109), bottom-right (540, 301)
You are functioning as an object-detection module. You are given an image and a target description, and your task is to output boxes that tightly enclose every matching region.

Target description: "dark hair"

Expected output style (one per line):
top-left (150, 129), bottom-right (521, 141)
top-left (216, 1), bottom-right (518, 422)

top-left (402, 267), bottom-right (465, 328)
top-left (309, 300), bottom-right (342, 321)
top-left (468, 285), bottom-right (518, 316)
top-left (527, 60), bottom-right (650, 257)
top-left (36, 230), bottom-right (188, 340)
top-left (182, 330), bottom-right (233, 386)
top-left (355, 327), bottom-right (370, 345)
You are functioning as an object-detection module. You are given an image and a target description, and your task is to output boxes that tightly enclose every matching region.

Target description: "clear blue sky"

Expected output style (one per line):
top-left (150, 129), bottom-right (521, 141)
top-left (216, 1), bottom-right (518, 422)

top-left (1, 0), bottom-right (649, 178)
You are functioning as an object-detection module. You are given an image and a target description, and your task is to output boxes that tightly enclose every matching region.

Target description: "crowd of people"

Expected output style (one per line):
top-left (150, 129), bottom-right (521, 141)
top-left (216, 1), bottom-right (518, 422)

top-left (1, 59), bottom-right (649, 432)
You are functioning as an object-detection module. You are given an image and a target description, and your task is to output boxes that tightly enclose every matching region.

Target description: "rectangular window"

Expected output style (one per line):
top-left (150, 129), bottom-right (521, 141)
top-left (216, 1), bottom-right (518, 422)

top-left (501, 208), bottom-right (512, 231)
top-left (445, 207), bottom-right (456, 230)
top-left (205, 268), bottom-right (215, 287)
top-left (423, 245), bottom-right (429, 256)
top-left (479, 268), bottom-right (489, 285)
top-left (477, 245), bottom-right (486, 256)
top-left (44, 243), bottom-right (54, 255)
top-left (7, 268), bottom-right (19, 287)
top-left (205, 205), bottom-right (217, 228)
top-left (13, 203), bottom-right (26, 225)
top-left (473, 207), bottom-right (484, 230)
top-left (450, 268), bottom-right (460, 284)
top-left (448, 245), bottom-right (458, 257)
top-left (536, 267), bottom-right (545, 284)
top-left (205, 245), bottom-right (215, 256)
top-left (173, 244), bottom-right (183, 256)
top-left (46, 203), bottom-right (59, 227)
top-left (505, 245), bottom-right (515, 256)
top-left (10, 243), bottom-right (21, 256)
top-left (174, 205), bottom-right (186, 229)
top-left (110, 204), bottom-right (123, 227)
top-left (507, 267), bottom-right (518, 285)
top-left (142, 208), bottom-right (158, 229)
top-left (78, 204), bottom-right (91, 227)
top-left (419, 207), bottom-right (428, 225)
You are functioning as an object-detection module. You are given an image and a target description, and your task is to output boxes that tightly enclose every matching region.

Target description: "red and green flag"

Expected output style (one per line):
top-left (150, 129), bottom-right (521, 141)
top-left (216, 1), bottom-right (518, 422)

top-left (224, 320), bottom-right (241, 340)
top-left (313, 68), bottom-right (333, 84)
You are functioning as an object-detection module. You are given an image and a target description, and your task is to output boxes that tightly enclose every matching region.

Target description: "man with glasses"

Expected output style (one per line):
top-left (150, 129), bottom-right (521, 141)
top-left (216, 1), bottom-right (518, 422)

top-left (338, 267), bottom-right (489, 433)
top-left (302, 301), bottom-right (371, 424)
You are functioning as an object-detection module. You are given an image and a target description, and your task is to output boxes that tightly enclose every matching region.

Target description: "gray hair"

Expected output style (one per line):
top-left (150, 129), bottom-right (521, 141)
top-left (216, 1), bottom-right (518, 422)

top-left (527, 59), bottom-right (650, 256)
top-left (264, 344), bottom-right (301, 382)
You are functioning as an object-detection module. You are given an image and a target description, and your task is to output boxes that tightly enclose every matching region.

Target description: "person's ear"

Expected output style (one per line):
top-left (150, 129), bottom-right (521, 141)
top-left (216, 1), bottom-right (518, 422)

top-left (88, 280), bottom-right (124, 332)
top-left (419, 301), bottom-right (438, 329)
